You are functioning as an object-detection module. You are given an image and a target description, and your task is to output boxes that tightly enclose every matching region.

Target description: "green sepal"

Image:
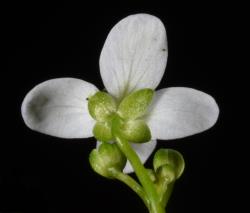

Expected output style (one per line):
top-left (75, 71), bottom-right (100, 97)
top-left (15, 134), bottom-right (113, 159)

top-left (93, 122), bottom-right (113, 142)
top-left (153, 149), bottom-right (185, 180)
top-left (112, 115), bottom-right (151, 143)
top-left (117, 89), bottom-right (154, 120)
top-left (119, 120), bottom-right (151, 143)
top-left (88, 91), bottom-right (116, 122)
top-left (89, 143), bottom-right (126, 179)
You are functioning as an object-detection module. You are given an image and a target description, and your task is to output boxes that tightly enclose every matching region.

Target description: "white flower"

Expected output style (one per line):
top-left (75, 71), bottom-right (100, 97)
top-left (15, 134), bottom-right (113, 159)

top-left (21, 14), bottom-right (219, 173)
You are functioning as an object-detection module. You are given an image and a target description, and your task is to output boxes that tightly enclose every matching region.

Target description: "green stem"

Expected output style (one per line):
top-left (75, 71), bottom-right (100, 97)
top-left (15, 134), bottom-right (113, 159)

top-left (161, 182), bottom-right (174, 208)
top-left (108, 167), bottom-right (149, 208)
top-left (157, 180), bottom-right (168, 204)
top-left (115, 136), bottom-right (165, 213)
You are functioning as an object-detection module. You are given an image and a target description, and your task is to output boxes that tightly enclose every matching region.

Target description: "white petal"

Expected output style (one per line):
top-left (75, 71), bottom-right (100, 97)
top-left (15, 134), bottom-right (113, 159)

top-left (96, 140), bottom-right (157, 174)
top-left (21, 78), bottom-right (98, 138)
top-left (100, 14), bottom-right (167, 99)
top-left (145, 87), bottom-right (219, 140)
top-left (123, 140), bottom-right (157, 174)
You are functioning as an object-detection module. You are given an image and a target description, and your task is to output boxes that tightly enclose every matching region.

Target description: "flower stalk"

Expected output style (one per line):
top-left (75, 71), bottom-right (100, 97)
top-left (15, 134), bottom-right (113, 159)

top-left (110, 114), bottom-right (163, 212)
top-left (115, 135), bottom-right (165, 213)
top-left (108, 167), bottom-right (150, 208)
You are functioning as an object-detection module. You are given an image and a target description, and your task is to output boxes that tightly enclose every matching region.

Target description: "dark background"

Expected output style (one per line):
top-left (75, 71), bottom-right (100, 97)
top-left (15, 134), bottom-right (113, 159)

top-left (2, 1), bottom-right (234, 212)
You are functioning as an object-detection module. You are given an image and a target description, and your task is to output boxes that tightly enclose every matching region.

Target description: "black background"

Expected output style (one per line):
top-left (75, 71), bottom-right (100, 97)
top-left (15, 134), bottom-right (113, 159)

top-left (2, 1), bottom-right (234, 212)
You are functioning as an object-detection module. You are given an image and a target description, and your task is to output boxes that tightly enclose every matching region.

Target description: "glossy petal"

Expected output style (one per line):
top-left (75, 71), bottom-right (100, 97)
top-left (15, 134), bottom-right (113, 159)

top-left (96, 140), bottom-right (157, 174)
top-left (21, 78), bottom-right (98, 138)
top-left (100, 14), bottom-right (167, 99)
top-left (145, 87), bottom-right (219, 140)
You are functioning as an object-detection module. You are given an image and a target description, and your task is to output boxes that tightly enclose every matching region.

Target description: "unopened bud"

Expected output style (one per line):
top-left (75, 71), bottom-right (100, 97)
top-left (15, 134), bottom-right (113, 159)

top-left (153, 149), bottom-right (185, 180)
top-left (89, 142), bottom-right (126, 179)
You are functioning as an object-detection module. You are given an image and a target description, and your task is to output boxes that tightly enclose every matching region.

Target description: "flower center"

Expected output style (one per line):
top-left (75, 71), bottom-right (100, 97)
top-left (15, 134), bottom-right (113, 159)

top-left (87, 89), bottom-right (154, 143)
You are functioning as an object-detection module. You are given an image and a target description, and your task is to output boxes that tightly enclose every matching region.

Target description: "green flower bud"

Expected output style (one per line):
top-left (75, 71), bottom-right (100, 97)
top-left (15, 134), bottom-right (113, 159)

top-left (117, 89), bottom-right (154, 120)
top-left (119, 120), bottom-right (151, 143)
top-left (89, 143), bottom-right (126, 179)
top-left (88, 91), bottom-right (117, 122)
top-left (153, 149), bottom-right (185, 180)
top-left (93, 122), bottom-right (113, 142)
top-left (157, 164), bottom-right (176, 183)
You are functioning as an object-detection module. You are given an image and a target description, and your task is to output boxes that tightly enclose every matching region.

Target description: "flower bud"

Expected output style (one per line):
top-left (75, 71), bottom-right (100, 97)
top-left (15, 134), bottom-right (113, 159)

top-left (89, 142), bottom-right (126, 179)
top-left (117, 89), bottom-right (154, 120)
top-left (93, 122), bottom-right (113, 142)
top-left (157, 164), bottom-right (176, 183)
top-left (153, 149), bottom-right (185, 180)
top-left (88, 91), bottom-right (117, 122)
